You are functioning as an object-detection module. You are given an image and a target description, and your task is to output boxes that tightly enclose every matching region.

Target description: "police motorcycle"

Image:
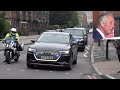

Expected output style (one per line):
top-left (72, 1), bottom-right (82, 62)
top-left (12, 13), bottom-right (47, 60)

top-left (2, 37), bottom-right (23, 64)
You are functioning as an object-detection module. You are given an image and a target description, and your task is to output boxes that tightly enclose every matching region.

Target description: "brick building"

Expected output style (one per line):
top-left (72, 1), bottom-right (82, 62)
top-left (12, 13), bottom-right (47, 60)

top-left (5, 11), bottom-right (49, 36)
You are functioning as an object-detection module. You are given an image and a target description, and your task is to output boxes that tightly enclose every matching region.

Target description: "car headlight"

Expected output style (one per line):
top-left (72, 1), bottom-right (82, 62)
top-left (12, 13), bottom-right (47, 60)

top-left (76, 39), bottom-right (83, 42)
top-left (76, 39), bottom-right (80, 42)
top-left (28, 48), bottom-right (36, 52)
top-left (59, 50), bottom-right (70, 55)
top-left (79, 39), bottom-right (83, 41)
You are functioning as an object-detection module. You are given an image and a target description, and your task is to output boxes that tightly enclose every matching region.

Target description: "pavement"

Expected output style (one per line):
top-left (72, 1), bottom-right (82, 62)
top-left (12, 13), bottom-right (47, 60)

top-left (91, 40), bottom-right (120, 79)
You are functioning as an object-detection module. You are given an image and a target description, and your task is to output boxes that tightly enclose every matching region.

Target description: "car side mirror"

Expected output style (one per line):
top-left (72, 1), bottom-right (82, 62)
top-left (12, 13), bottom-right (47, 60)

top-left (84, 35), bottom-right (87, 38)
top-left (31, 40), bottom-right (36, 44)
top-left (72, 41), bottom-right (77, 45)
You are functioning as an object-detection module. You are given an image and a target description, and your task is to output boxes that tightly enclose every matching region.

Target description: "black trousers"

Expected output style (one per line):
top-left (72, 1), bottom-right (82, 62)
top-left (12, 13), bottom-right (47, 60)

top-left (118, 55), bottom-right (120, 62)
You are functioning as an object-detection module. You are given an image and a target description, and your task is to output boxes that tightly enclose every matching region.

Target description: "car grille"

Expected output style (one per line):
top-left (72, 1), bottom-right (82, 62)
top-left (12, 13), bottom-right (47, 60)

top-left (34, 51), bottom-right (61, 61)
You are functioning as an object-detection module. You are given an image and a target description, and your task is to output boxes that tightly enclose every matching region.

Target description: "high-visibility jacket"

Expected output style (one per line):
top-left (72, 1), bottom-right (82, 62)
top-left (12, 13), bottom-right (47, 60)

top-left (3, 33), bottom-right (19, 41)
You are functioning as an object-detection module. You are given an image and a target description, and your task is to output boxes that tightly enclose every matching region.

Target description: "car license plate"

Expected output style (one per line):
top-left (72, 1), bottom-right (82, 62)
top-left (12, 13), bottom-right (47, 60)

top-left (41, 56), bottom-right (53, 60)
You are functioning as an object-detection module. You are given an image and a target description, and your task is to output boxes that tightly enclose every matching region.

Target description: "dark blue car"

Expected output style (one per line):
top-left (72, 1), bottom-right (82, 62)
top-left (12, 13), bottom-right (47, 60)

top-left (64, 28), bottom-right (85, 51)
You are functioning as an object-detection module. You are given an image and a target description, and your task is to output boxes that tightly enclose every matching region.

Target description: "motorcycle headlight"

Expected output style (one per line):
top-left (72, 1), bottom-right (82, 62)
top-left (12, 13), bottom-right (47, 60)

top-left (28, 48), bottom-right (36, 52)
top-left (59, 50), bottom-right (70, 55)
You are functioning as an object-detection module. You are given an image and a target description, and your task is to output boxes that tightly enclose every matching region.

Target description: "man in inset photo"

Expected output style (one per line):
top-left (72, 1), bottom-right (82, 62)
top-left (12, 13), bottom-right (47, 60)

top-left (93, 13), bottom-right (115, 42)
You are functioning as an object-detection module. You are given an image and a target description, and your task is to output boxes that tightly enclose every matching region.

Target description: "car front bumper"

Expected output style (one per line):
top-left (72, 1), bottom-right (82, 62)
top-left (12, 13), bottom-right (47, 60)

top-left (27, 52), bottom-right (71, 67)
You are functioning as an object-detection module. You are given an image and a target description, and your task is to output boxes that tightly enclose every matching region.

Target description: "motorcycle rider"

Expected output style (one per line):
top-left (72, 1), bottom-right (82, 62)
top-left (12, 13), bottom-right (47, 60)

top-left (2, 28), bottom-right (19, 62)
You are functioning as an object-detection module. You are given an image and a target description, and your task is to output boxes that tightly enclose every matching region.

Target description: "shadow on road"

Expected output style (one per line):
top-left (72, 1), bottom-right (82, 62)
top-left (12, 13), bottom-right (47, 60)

top-left (27, 65), bottom-right (76, 71)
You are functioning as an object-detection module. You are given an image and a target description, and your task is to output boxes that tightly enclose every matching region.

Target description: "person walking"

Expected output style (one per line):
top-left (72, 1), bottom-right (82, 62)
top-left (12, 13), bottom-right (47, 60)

top-left (114, 40), bottom-right (120, 62)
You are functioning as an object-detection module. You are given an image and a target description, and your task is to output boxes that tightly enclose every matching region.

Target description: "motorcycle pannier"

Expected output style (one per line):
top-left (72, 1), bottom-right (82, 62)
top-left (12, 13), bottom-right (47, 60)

top-left (18, 43), bottom-right (24, 51)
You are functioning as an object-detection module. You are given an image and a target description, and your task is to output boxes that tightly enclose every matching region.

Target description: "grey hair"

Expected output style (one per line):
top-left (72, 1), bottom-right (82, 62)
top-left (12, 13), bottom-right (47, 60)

top-left (97, 13), bottom-right (114, 26)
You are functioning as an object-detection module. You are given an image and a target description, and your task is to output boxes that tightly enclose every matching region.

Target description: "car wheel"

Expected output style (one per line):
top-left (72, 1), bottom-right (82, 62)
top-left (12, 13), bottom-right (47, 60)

top-left (81, 46), bottom-right (85, 52)
top-left (73, 54), bottom-right (77, 64)
top-left (65, 55), bottom-right (73, 70)
top-left (27, 64), bottom-right (34, 69)
top-left (73, 58), bottom-right (77, 64)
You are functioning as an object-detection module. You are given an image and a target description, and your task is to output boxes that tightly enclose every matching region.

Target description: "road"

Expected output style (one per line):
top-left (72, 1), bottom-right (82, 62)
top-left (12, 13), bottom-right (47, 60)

top-left (0, 33), bottom-right (103, 79)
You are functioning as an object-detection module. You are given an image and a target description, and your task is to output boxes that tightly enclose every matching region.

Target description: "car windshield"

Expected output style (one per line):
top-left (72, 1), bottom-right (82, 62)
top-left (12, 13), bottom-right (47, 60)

top-left (37, 33), bottom-right (69, 44)
top-left (80, 28), bottom-right (87, 34)
top-left (64, 29), bottom-right (83, 37)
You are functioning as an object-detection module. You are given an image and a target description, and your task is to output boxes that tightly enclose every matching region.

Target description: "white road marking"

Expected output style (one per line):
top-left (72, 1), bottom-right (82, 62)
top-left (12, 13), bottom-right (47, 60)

top-left (93, 74), bottom-right (97, 75)
top-left (80, 73), bottom-right (83, 74)
top-left (49, 71), bottom-right (53, 72)
top-left (65, 73), bottom-right (69, 74)
top-left (87, 75), bottom-right (93, 79)
top-left (92, 75), bottom-right (97, 79)
top-left (35, 70), bottom-right (39, 71)
top-left (85, 50), bottom-right (89, 54)
top-left (87, 45), bottom-right (91, 47)
top-left (86, 47), bottom-right (89, 50)
top-left (7, 69), bottom-right (11, 70)
top-left (83, 54), bottom-right (88, 57)
top-left (87, 75), bottom-right (97, 79)
top-left (21, 70), bottom-right (25, 71)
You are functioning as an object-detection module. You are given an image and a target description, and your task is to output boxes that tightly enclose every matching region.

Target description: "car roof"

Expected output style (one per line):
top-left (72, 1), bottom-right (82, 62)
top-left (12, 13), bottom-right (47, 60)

top-left (46, 30), bottom-right (56, 32)
top-left (43, 32), bottom-right (70, 35)
top-left (74, 27), bottom-right (86, 29)
top-left (66, 28), bottom-right (85, 30)
top-left (65, 28), bottom-right (84, 32)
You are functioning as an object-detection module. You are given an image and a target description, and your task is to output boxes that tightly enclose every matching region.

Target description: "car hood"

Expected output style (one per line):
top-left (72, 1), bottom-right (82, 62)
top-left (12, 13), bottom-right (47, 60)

top-left (73, 36), bottom-right (83, 39)
top-left (29, 42), bottom-right (70, 51)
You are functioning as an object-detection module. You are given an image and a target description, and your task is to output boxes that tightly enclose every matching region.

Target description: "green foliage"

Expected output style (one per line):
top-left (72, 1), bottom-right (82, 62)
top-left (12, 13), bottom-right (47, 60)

top-left (67, 11), bottom-right (79, 28)
top-left (49, 11), bottom-right (72, 25)
top-left (48, 25), bottom-right (60, 30)
top-left (49, 11), bottom-right (79, 28)
top-left (0, 12), bottom-right (10, 39)
top-left (53, 25), bottom-right (59, 29)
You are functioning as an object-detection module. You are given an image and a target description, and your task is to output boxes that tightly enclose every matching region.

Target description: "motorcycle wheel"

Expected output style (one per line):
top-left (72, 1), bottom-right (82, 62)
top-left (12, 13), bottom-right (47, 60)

top-left (5, 52), bottom-right (11, 64)
top-left (14, 51), bottom-right (20, 62)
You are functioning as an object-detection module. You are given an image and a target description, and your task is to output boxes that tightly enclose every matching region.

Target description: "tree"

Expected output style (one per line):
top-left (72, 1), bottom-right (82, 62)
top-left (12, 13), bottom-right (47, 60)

top-left (0, 12), bottom-right (10, 39)
top-left (67, 11), bottom-right (79, 27)
top-left (49, 11), bottom-right (79, 28)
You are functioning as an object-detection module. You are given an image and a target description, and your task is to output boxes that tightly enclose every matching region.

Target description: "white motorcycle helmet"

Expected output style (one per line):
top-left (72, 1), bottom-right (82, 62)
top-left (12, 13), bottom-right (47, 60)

top-left (10, 28), bottom-right (17, 36)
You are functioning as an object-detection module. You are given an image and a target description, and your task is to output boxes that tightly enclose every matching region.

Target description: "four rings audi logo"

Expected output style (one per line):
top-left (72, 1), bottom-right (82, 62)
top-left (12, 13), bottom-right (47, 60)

top-left (43, 52), bottom-right (51, 55)
top-left (36, 51), bottom-right (55, 55)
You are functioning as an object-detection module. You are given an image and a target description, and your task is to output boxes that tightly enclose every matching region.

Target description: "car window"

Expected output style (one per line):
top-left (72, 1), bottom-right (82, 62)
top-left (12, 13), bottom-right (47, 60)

top-left (69, 35), bottom-right (74, 43)
top-left (37, 33), bottom-right (69, 44)
top-left (82, 29), bottom-right (87, 34)
top-left (64, 29), bottom-right (84, 37)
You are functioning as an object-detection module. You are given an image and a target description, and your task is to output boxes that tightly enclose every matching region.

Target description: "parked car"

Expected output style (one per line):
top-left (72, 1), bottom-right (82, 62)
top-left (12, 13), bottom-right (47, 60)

top-left (64, 28), bottom-right (85, 51)
top-left (27, 32), bottom-right (78, 70)
top-left (74, 27), bottom-right (88, 45)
